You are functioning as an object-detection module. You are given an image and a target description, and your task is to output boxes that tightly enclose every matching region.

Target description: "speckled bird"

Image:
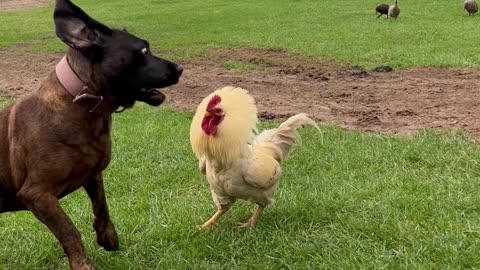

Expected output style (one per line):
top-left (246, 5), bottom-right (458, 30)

top-left (376, 3), bottom-right (390, 18)
top-left (464, 0), bottom-right (478, 16)
top-left (388, 0), bottom-right (400, 20)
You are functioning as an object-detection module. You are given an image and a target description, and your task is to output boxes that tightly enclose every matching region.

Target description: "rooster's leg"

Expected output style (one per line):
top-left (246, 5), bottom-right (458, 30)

top-left (237, 205), bottom-right (265, 229)
top-left (198, 205), bottom-right (230, 230)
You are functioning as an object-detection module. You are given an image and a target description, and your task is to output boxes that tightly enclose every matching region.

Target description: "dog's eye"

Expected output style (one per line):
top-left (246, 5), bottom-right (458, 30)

top-left (141, 48), bottom-right (148, 55)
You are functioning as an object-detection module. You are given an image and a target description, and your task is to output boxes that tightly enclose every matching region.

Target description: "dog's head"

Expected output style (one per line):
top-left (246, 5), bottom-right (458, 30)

top-left (53, 0), bottom-right (183, 108)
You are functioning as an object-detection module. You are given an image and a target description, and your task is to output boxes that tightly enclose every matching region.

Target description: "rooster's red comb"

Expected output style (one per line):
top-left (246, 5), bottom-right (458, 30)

top-left (206, 95), bottom-right (222, 112)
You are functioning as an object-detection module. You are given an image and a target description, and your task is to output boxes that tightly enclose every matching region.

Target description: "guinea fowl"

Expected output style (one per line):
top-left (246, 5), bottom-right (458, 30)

top-left (388, 0), bottom-right (400, 20)
top-left (376, 4), bottom-right (390, 19)
top-left (464, 0), bottom-right (478, 16)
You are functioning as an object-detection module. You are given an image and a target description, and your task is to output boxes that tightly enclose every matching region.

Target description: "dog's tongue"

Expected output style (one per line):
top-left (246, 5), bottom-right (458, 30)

top-left (137, 89), bottom-right (165, 106)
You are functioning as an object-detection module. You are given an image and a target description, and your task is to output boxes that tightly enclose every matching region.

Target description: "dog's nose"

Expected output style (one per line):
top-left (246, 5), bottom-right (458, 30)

top-left (174, 64), bottom-right (183, 76)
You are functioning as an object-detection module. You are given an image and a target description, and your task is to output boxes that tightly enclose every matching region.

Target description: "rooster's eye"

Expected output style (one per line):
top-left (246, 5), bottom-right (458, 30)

top-left (141, 48), bottom-right (148, 55)
top-left (213, 108), bottom-right (223, 115)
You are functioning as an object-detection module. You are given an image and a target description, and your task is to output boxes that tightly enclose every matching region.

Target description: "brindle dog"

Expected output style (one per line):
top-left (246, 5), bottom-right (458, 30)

top-left (0, 0), bottom-right (182, 269)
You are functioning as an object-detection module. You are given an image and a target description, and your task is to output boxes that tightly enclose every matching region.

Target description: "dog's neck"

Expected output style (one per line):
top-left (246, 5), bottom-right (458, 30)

top-left (56, 56), bottom-right (91, 98)
top-left (55, 54), bottom-right (117, 115)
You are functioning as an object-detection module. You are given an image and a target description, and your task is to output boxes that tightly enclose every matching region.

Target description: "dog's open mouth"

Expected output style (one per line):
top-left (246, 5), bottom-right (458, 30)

top-left (137, 88), bottom-right (166, 106)
top-left (137, 77), bottom-right (181, 106)
top-left (135, 74), bottom-right (181, 107)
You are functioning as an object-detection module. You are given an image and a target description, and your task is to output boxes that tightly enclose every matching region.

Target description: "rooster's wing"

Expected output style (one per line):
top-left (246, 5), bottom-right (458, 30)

top-left (242, 146), bottom-right (282, 189)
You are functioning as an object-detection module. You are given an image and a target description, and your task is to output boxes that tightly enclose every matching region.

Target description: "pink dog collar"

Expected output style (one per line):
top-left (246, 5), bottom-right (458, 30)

top-left (55, 55), bottom-right (86, 97)
top-left (55, 56), bottom-right (104, 113)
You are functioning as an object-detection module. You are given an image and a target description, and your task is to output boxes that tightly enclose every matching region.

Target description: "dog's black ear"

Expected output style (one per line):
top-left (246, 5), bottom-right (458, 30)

top-left (54, 0), bottom-right (112, 50)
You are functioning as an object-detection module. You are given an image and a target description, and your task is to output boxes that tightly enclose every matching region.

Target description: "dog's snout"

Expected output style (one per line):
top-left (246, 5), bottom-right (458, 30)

top-left (174, 64), bottom-right (183, 76)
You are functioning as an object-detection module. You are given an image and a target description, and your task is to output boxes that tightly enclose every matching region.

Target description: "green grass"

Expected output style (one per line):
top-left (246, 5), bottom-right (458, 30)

top-left (1, 103), bottom-right (479, 269)
top-left (220, 60), bottom-right (266, 74)
top-left (2, 0), bottom-right (480, 268)
top-left (1, 0), bottom-right (480, 68)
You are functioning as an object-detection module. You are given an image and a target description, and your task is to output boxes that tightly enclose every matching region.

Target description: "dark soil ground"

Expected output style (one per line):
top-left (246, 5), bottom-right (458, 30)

top-left (1, 47), bottom-right (478, 137)
top-left (0, 0), bottom-right (51, 11)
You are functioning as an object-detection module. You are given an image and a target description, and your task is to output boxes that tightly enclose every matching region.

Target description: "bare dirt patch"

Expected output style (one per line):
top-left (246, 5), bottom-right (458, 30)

top-left (0, 0), bottom-right (51, 12)
top-left (0, 47), bottom-right (479, 137)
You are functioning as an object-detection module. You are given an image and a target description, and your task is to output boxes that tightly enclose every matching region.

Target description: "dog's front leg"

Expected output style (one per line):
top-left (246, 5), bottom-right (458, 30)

top-left (84, 174), bottom-right (119, 251)
top-left (17, 186), bottom-right (95, 270)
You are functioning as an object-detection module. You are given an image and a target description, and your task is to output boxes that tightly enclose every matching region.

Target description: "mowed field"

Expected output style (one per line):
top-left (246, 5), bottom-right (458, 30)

top-left (1, 0), bottom-right (480, 269)
top-left (2, 0), bottom-right (480, 68)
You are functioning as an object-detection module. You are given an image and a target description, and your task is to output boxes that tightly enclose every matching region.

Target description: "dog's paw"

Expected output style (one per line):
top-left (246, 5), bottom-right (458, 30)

top-left (96, 222), bottom-right (119, 251)
top-left (70, 258), bottom-right (96, 270)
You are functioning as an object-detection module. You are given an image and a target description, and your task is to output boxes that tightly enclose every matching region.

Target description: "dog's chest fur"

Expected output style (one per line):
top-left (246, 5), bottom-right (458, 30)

top-left (1, 77), bottom-right (113, 201)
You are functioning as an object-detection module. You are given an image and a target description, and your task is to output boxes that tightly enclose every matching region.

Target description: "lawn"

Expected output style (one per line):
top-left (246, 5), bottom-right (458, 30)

top-left (1, 0), bottom-right (480, 269)
top-left (0, 101), bottom-right (479, 269)
top-left (1, 0), bottom-right (480, 68)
